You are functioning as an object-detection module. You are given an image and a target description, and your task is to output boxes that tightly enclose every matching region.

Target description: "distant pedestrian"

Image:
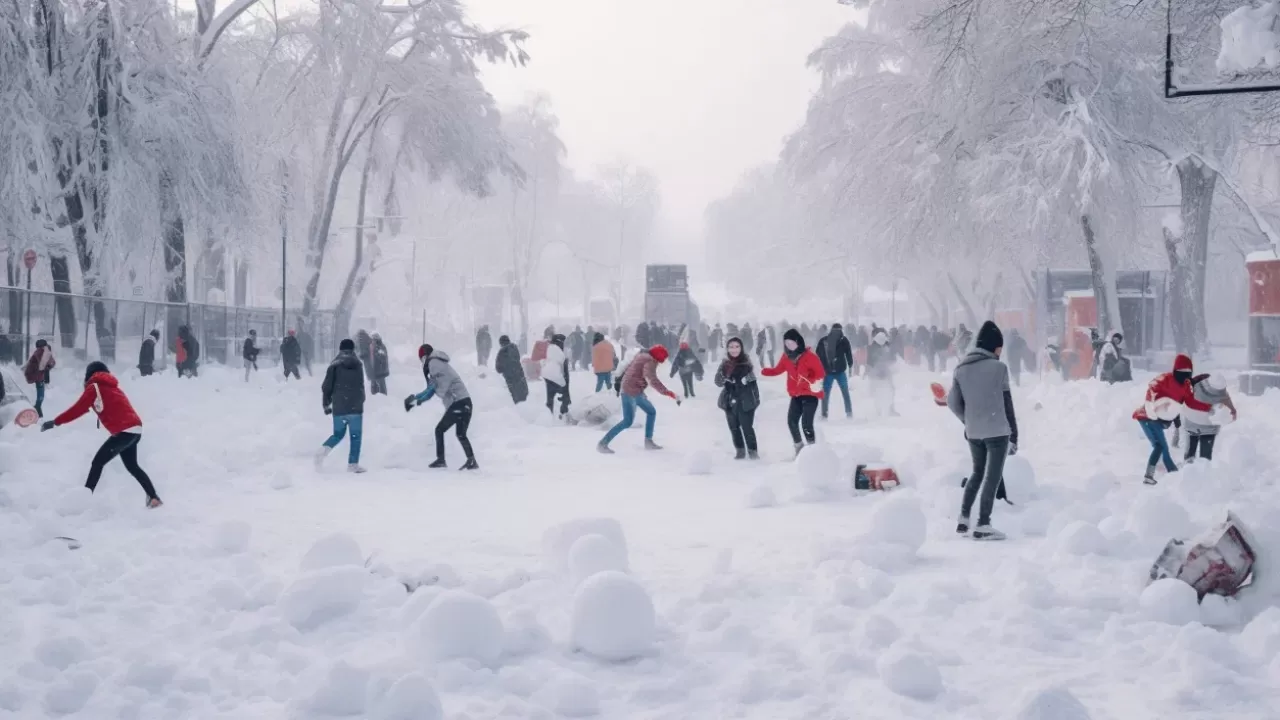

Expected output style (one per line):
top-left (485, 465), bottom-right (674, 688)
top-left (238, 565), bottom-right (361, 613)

top-left (24, 339), bottom-right (55, 417)
top-left (494, 335), bottom-right (529, 404)
top-left (598, 345), bottom-right (681, 453)
top-left (762, 329), bottom-right (825, 456)
top-left (815, 323), bottom-right (854, 419)
top-left (669, 341), bottom-right (703, 398)
top-left (715, 337), bottom-right (760, 459)
top-left (370, 333), bottom-right (390, 395)
top-left (542, 333), bottom-right (571, 418)
top-left (242, 329), bottom-right (260, 382)
top-left (138, 329), bottom-right (160, 377)
top-left (591, 332), bottom-right (617, 392)
top-left (476, 325), bottom-right (493, 367)
top-left (281, 330), bottom-right (302, 380)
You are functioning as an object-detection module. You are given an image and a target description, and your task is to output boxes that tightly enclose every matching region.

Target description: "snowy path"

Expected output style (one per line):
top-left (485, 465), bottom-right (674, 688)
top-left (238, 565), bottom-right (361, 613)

top-left (2, 357), bottom-right (1279, 719)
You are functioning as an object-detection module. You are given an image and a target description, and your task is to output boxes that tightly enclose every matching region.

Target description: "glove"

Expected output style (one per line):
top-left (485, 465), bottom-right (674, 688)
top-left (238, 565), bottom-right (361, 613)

top-left (403, 395), bottom-right (416, 413)
top-left (40, 420), bottom-right (55, 432)
top-left (675, 398), bottom-right (682, 406)
top-left (323, 405), bottom-right (332, 416)
top-left (1008, 442), bottom-right (1017, 456)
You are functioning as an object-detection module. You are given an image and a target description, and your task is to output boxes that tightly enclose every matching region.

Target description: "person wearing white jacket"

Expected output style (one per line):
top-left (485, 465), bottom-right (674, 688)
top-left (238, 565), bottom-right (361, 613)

top-left (542, 333), bottom-right (571, 418)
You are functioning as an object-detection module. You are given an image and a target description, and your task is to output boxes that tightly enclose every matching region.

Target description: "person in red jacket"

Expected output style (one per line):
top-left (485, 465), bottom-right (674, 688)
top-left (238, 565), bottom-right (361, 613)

top-left (762, 328), bottom-right (825, 455)
top-left (1132, 353), bottom-right (1210, 485)
top-left (41, 361), bottom-right (162, 508)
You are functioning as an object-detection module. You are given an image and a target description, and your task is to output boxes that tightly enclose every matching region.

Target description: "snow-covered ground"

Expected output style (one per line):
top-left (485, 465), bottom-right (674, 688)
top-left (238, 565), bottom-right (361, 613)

top-left (2, 353), bottom-right (1280, 719)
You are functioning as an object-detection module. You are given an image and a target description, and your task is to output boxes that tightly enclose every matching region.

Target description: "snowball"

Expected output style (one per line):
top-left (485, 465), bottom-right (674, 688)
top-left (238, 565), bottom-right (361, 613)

top-left (686, 449), bottom-right (713, 476)
top-left (877, 648), bottom-right (942, 700)
top-left (568, 534), bottom-right (629, 585)
top-left (55, 488), bottom-right (90, 517)
top-left (796, 443), bottom-right (843, 497)
top-left (1200, 594), bottom-right (1243, 628)
top-left (570, 571), bottom-right (656, 661)
top-left (1001, 455), bottom-right (1037, 502)
top-left (542, 518), bottom-right (628, 574)
top-left (299, 533), bottom-right (364, 572)
top-left (867, 495), bottom-right (927, 553)
top-left (1126, 495), bottom-right (1193, 541)
top-left (1057, 521), bottom-right (1106, 556)
top-left (372, 673), bottom-right (443, 720)
top-left (553, 677), bottom-right (600, 717)
top-left (1014, 686), bottom-right (1093, 720)
top-left (413, 590), bottom-right (505, 665)
top-left (302, 661), bottom-right (369, 717)
top-left (746, 485), bottom-right (776, 508)
top-left (1140, 579), bottom-right (1200, 625)
top-left (862, 614), bottom-right (900, 648)
top-left (213, 522), bottom-right (251, 554)
top-left (270, 471), bottom-right (293, 490)
top-left (280, 566), bottom-right (368, 630)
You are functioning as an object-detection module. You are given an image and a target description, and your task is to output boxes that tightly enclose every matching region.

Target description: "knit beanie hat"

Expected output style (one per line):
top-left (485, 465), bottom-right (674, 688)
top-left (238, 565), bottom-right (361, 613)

top-left (649, 345), bottom-right (669, 363)
top-left (975, 321), bottom-right (1004, 353)
top-left (339, 339), bottom-right (355, 351)
top-left (1173, 353), bottom-right (1193, 372)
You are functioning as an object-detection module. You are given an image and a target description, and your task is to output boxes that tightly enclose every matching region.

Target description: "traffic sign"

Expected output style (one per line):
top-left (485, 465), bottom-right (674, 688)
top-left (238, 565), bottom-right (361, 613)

top-left (22, 250), bottom-right (36, 270)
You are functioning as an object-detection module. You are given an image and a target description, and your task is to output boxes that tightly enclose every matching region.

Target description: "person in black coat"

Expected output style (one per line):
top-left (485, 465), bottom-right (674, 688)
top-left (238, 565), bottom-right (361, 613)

top-left (494, 335), bottom-right (529, 404)
top-left (281, 330), bottom-right (302, 380)
top-left (476, 325), bottom-right (493, 367)
top-left (715, 337), bottom-right (761, 459)
top-left (138, 329), bottom-right (160, 377)
top-left (370, 333), bottom-right (390, 395)
top-left (242, 329), bottom-right (260, 382)
top-left (815, 323), bottom-right (854, 419)
top-left (635, 322), bottom-right (651, 350)
top-left (318, 338), bottom-right (367, 473)
top-left (669, 342), bottom-right (704, 398)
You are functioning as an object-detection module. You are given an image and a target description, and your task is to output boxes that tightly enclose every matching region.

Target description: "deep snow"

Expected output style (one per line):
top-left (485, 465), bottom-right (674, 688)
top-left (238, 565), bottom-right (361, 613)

top-left (2, 353), bottom-right (1280, 719)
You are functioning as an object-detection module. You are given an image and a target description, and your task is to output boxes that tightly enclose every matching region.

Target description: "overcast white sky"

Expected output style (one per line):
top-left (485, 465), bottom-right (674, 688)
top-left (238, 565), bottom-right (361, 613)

top-left (465, 0), bottom-right (857, 255)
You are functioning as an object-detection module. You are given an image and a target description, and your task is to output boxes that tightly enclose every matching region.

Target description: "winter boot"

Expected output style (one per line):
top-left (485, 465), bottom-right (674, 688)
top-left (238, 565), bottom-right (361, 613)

top-left (644, 438), bottom-right (663, 451)
top-left (146, 497), bottom-right (164, 509)
top-left (347, 464), bottom-right (366, 474)
top-left (597, 442), bottom-right (615, 455)
top-left (793, 442), bottom-right (805, 458)
top-left (956, 514), bottom-right (970, 535)
top-left (747, 450), bottom-right (760, 460)
top-left (314, 447), bottom-right (331, 470)
top-left (972, 524), bottom-right (1006, 541)
top-left (428, 459), bottom-right (447, 469)
top-left (1143, 466), bottom-right (1158, 485)
top-left (734, 448), bottom-right (747, 460)
top-left (460, 457), bottom-right (479, 471)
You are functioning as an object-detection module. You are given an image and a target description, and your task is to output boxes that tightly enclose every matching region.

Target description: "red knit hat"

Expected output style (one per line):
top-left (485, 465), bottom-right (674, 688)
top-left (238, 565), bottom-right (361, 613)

top-left (419, 344), bottom-right (432, 360)
top-left (1173, 354), bottom-right (1193, 372)
top-left (649, 345), bottom-right (669, 363)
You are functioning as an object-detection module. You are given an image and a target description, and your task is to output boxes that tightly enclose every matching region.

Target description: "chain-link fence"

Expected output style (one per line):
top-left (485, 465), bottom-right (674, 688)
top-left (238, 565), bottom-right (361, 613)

top-left (0, 287), bottom-right (339, 369)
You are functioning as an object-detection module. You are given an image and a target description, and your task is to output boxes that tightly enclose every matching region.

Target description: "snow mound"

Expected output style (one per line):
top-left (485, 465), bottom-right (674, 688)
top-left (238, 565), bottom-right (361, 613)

top-left (55, 488), bottom-right (90, 517)
top-left (372, 673), bottom-right (443, 720)
top-left (302, 660), bottom-right (369, 717)
top-left (746, 485), bottom-right (776, 508)
top-left (1218, 2), bottom-right (1280, 73)
top-left (1056, 521), bottom-right (1106, 556)
top-left (553, 677), bottom-right (601, 717)
top-left (300, 533), bottom-right (364, 572)
top-left (270, 470), bottom-right (293, 490)
top-left (867, 495), bottom-right (926, 553)
top-left (1012, 686), bottom-right (1093, 720)
top-left (1125, 495), bottom-right (1193, 541)
top-left (280, 567), bottom-right (368, 630)
top-left (413, 590), bottom-right (505, 665)
top-left (1200, 594), bottom-right (1243, 628)
top-left (877, 647), bottom-right (942, 700)
top-left (568, 533), bottom-right (629, 585)
top-left (796, 443), bottom-right (843, 498)
top-left (1002, 455), bottom-right (1037, 502)
top-left (686, 449), bottom-right (713, 476)
top-left (213, 521), bottom-right (251, 554)
top-left (1140, 579), bottom-right (1200, 625)
top-left (543, 518), bottom-right (628, 574)
top-left (1238, 607), bottom-right (1280, 660)
top-left (570, 571), bottom-right (656, 661)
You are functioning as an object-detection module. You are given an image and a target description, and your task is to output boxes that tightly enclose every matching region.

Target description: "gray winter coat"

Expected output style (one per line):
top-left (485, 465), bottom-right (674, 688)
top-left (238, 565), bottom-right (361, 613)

top-left (1184, 380), bottom-right (1229, 436)
top-left (322, 350), bottom-right (366, 416)
top-left (423, 351), bottom-right (470, 407)
top-left (948, 349), bottom-right (1018, 442)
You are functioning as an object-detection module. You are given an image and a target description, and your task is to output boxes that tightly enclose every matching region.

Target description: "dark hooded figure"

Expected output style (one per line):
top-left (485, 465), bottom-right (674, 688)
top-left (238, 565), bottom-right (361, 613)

top-left (476, 325), bottom-right (493, 367)
top-left (814, 323), bottom-right (854, 419)
top-left (139, 329), bottom-right (160, 377)
top-left (493, 335), bottom-right (529, 404)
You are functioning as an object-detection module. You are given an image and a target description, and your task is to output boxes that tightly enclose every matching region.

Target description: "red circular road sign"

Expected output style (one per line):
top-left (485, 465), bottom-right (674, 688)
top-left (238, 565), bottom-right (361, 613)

top-left (22, 250), bottom-right (36, 270)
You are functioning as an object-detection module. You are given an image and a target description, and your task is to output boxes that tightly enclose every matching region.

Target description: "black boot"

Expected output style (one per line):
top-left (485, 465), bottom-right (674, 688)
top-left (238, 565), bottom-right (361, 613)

top-left (428, 459), bottom-right (447, 469)
top-left (460, 457), bottom-right (479, 471)
top-left (734, 448), bottom-right (746, 460)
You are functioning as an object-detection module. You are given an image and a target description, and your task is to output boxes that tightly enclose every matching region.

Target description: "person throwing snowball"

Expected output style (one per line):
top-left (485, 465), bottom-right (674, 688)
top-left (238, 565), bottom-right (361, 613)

top-left (598, 344), bottom-right (680, 454)
top-left (761, 328), bottom-right (825, 457)
top-left (406, 344), bottom-right (478, 471)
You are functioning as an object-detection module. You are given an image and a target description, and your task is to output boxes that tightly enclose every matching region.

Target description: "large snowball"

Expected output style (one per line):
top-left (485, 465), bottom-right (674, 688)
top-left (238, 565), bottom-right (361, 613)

top-left (1056, 521), bottom-right (1106, 556)
top-left (1014, 686), bottom-right (1093, 720)
top-left (796, 443), bottom-right (843, 497)
top-left (372, 673), bottom-right (443, 720)
top-left (686, 449), bottom-right (713, 476)
top-left (1239, 607), bottom-right (1280, 660)
top-left (542, 518), bottom-right (628, 574)
top-left (280, 567), bottom-right (368, 630)
top-left (1126, 495), bottom-right (1193, 541)
top-left (867, 495), bottom-right (927, 553)
top-left (1140, 578), bottom-right (1200, 625)
top-left (568, 534), bottom-right (629, 586)
top-left (570, 571), bottom-right (656, 661)
top-left (1001, 455), bottom-right (1037, 502)
top-left (877, 648), bottom-right (942, 700)
top-left (746, 485), bottom-right (776, 508)
top-left (413, 590), bottom-right (505, 665)
top-left (1200, 594), bottom-right (1243, 628)
top-left (300, 533), bottom-right (364, 572)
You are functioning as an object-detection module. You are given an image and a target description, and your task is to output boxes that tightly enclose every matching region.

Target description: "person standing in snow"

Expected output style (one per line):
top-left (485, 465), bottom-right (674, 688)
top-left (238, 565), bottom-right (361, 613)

top-left (405, 344), bottom-right (478, 471)
top-left (24, 339), bottom-right (55, 417)
top-left (815, 323), bottom-right (854, 420)
top-left (1096, 332), bottom-right (1130, 384)
top-left (355, 329), bottom-right (374, 389)
top-left (494, 335), bottom-right (529, 404)
top-left (947, 321), bottom-right (1018, 541)
top-left (709, 323), bottom-right (724, 362)
top-left (591, 332), bottom-right (617, 393)
top-left (762, 328), bottom-right (825, 456)
top-left (1006, 328), bottom-right (1030, 386)
top-left (866, 329), bottom-right (899, 416)
top-left (1133, 354), bottom-right (1211, 484)
top-left (1181, 373), bottom-right (1237, 463)
top-left (614, 325), bottom-right (629, 361)
top-left (281, 330), bottom-right (302, 380)
top-left (176, 325), bottom-right (199, 377)
top-left (635, 322), bottom-right (651, 352)
top-left (41, 361), bottom-right (162, 508)
top-left (476, 325), bottom-right (493, 367)
top-left (569, 326), bottom-right (587, 371)
top-left (598, 345), bottom-right (681, 453)
top-left (954, 324), bottom-right (973, 358)
top-left (542, 333), bottom-right (572, 418)
top-left (715, 337), bottom-right (760, 459)
top-left (370, 333), bottom-right (390, 395)
top-left (318, 339), bottom-right (367, 474)
top-left (669, 341), bottom-right (703, 399)
top-left (138, 329), bottom-right (160, 377)
top-left (242, 329), bottom-right (260, 382)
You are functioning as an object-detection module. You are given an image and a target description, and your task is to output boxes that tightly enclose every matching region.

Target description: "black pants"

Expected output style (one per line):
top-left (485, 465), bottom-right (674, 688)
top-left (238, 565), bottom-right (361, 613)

top-left (139, 365), bottom-right (154, 377)
top-left (86, 432), bottom-right (159, 501)
top-left (726, 407), bottom-right (757, 451)
top-left (435, 398), bottom-right (474, 461)
top-left (961, 436), bottom-right (1009, 527)
top-left (1186, 433), bottom-right (1216, 461)
top-left (370, 377), bottom-right (387, 395)
top-left (546, 380), bottom-right (570, 415)
top-left (925, 352), bottom-right (935, 372)
top-left (505, 376), bottom-right (529, 404)
top-left (283, 362), bottom-right (300, 380)
top-left (679, 373), bottom-right (695, 398)
top-left (786, 396), bottom-right (818, 445)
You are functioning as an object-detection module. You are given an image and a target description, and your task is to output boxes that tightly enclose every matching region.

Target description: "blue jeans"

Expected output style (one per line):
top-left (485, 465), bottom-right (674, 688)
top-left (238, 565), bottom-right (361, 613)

top-left (821, 371), bottom-right (851, 417)
top-left (34, 382), bottom-right (45, 416)
top-left (1139, 419), bottom-right (1176, 473)
top-left (595, 372), bottom-right (612, 392)
top-left (601, 393), bottom-right (656, 445)
top-left (324, 414), bottom-right (363, 464)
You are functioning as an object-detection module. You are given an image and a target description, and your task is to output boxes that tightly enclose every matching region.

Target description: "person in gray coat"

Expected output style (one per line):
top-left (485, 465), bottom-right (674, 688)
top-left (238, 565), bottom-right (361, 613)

top-left (405, 344), bottom-right (478, 470)
top-left (318, 338), bottom-right (367, 473)
top-left (1180, 373), bottom-right (1237, 463)
top-left (947, 321), bottom-right (1019, 541)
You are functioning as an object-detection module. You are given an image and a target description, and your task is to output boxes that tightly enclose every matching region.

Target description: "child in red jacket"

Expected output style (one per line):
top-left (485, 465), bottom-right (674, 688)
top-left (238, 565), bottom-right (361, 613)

top-left (762, 328), bottom-right (825, 455)
top-left (41, 361), bottom-right (162, 508)
top-left (1132, 353), bottom-right (1211, 485)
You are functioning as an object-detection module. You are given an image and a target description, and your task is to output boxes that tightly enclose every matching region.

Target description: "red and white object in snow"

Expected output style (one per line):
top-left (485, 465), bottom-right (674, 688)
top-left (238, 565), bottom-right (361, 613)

top-left (854, 464), bottom-right (901, 492)
top-left (0, 367), bottom-right (38, 428)
top-left (1149, 510), bottom-right (1258, 599)
top-left (929, 382), bottom-right (947, 407)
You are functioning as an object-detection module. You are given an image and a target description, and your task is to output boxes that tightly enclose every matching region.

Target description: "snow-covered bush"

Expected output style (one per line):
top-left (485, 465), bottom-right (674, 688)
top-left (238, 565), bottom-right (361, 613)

top-left (570, 571), bottom-right (656, 661)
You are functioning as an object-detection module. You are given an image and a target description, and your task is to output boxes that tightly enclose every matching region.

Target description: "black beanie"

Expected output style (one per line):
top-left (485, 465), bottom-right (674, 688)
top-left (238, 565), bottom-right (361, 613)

top-left (339, 338), bottom-right (355, 351)
top-left (975, 321), bottom-right (1003, 353)
top-left (84, 361), bottom-right (108, 382)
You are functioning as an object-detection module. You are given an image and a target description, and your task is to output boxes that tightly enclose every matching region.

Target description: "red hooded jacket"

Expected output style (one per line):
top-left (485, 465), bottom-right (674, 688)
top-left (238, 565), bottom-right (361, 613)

top-left (762, 349), bottom-right (826, 399)
top-left (1133, 354), bottom-right (1211, 421)
top-left (53, 372), bottom-right (143, 434)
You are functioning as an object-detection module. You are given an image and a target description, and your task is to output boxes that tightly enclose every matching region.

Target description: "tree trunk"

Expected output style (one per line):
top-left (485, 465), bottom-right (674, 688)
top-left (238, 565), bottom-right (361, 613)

top-left (49, 256), bottom-right (76, 349)
top-left (1081, 214), bottom-right (1117, 337)
top-left (1163, 227), bottom-right (1194, 354)
top-left (946, 273), bottom-right (978, 328)
top-left (6, 255), bottom-right (22, 363)
top-left (1176, 157), bottom-right (1216, 353)
top-left (334, 144), bottom-right (375, 337)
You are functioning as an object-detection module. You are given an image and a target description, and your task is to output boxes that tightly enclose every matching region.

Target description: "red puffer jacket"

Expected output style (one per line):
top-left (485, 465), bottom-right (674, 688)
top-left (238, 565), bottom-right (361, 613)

top-left (761, 349), bottom-right (826, 399)
top-left (53, 372), bottom-right (143, 434)
top-left (1132, 354), bottom-right (1211, 421)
